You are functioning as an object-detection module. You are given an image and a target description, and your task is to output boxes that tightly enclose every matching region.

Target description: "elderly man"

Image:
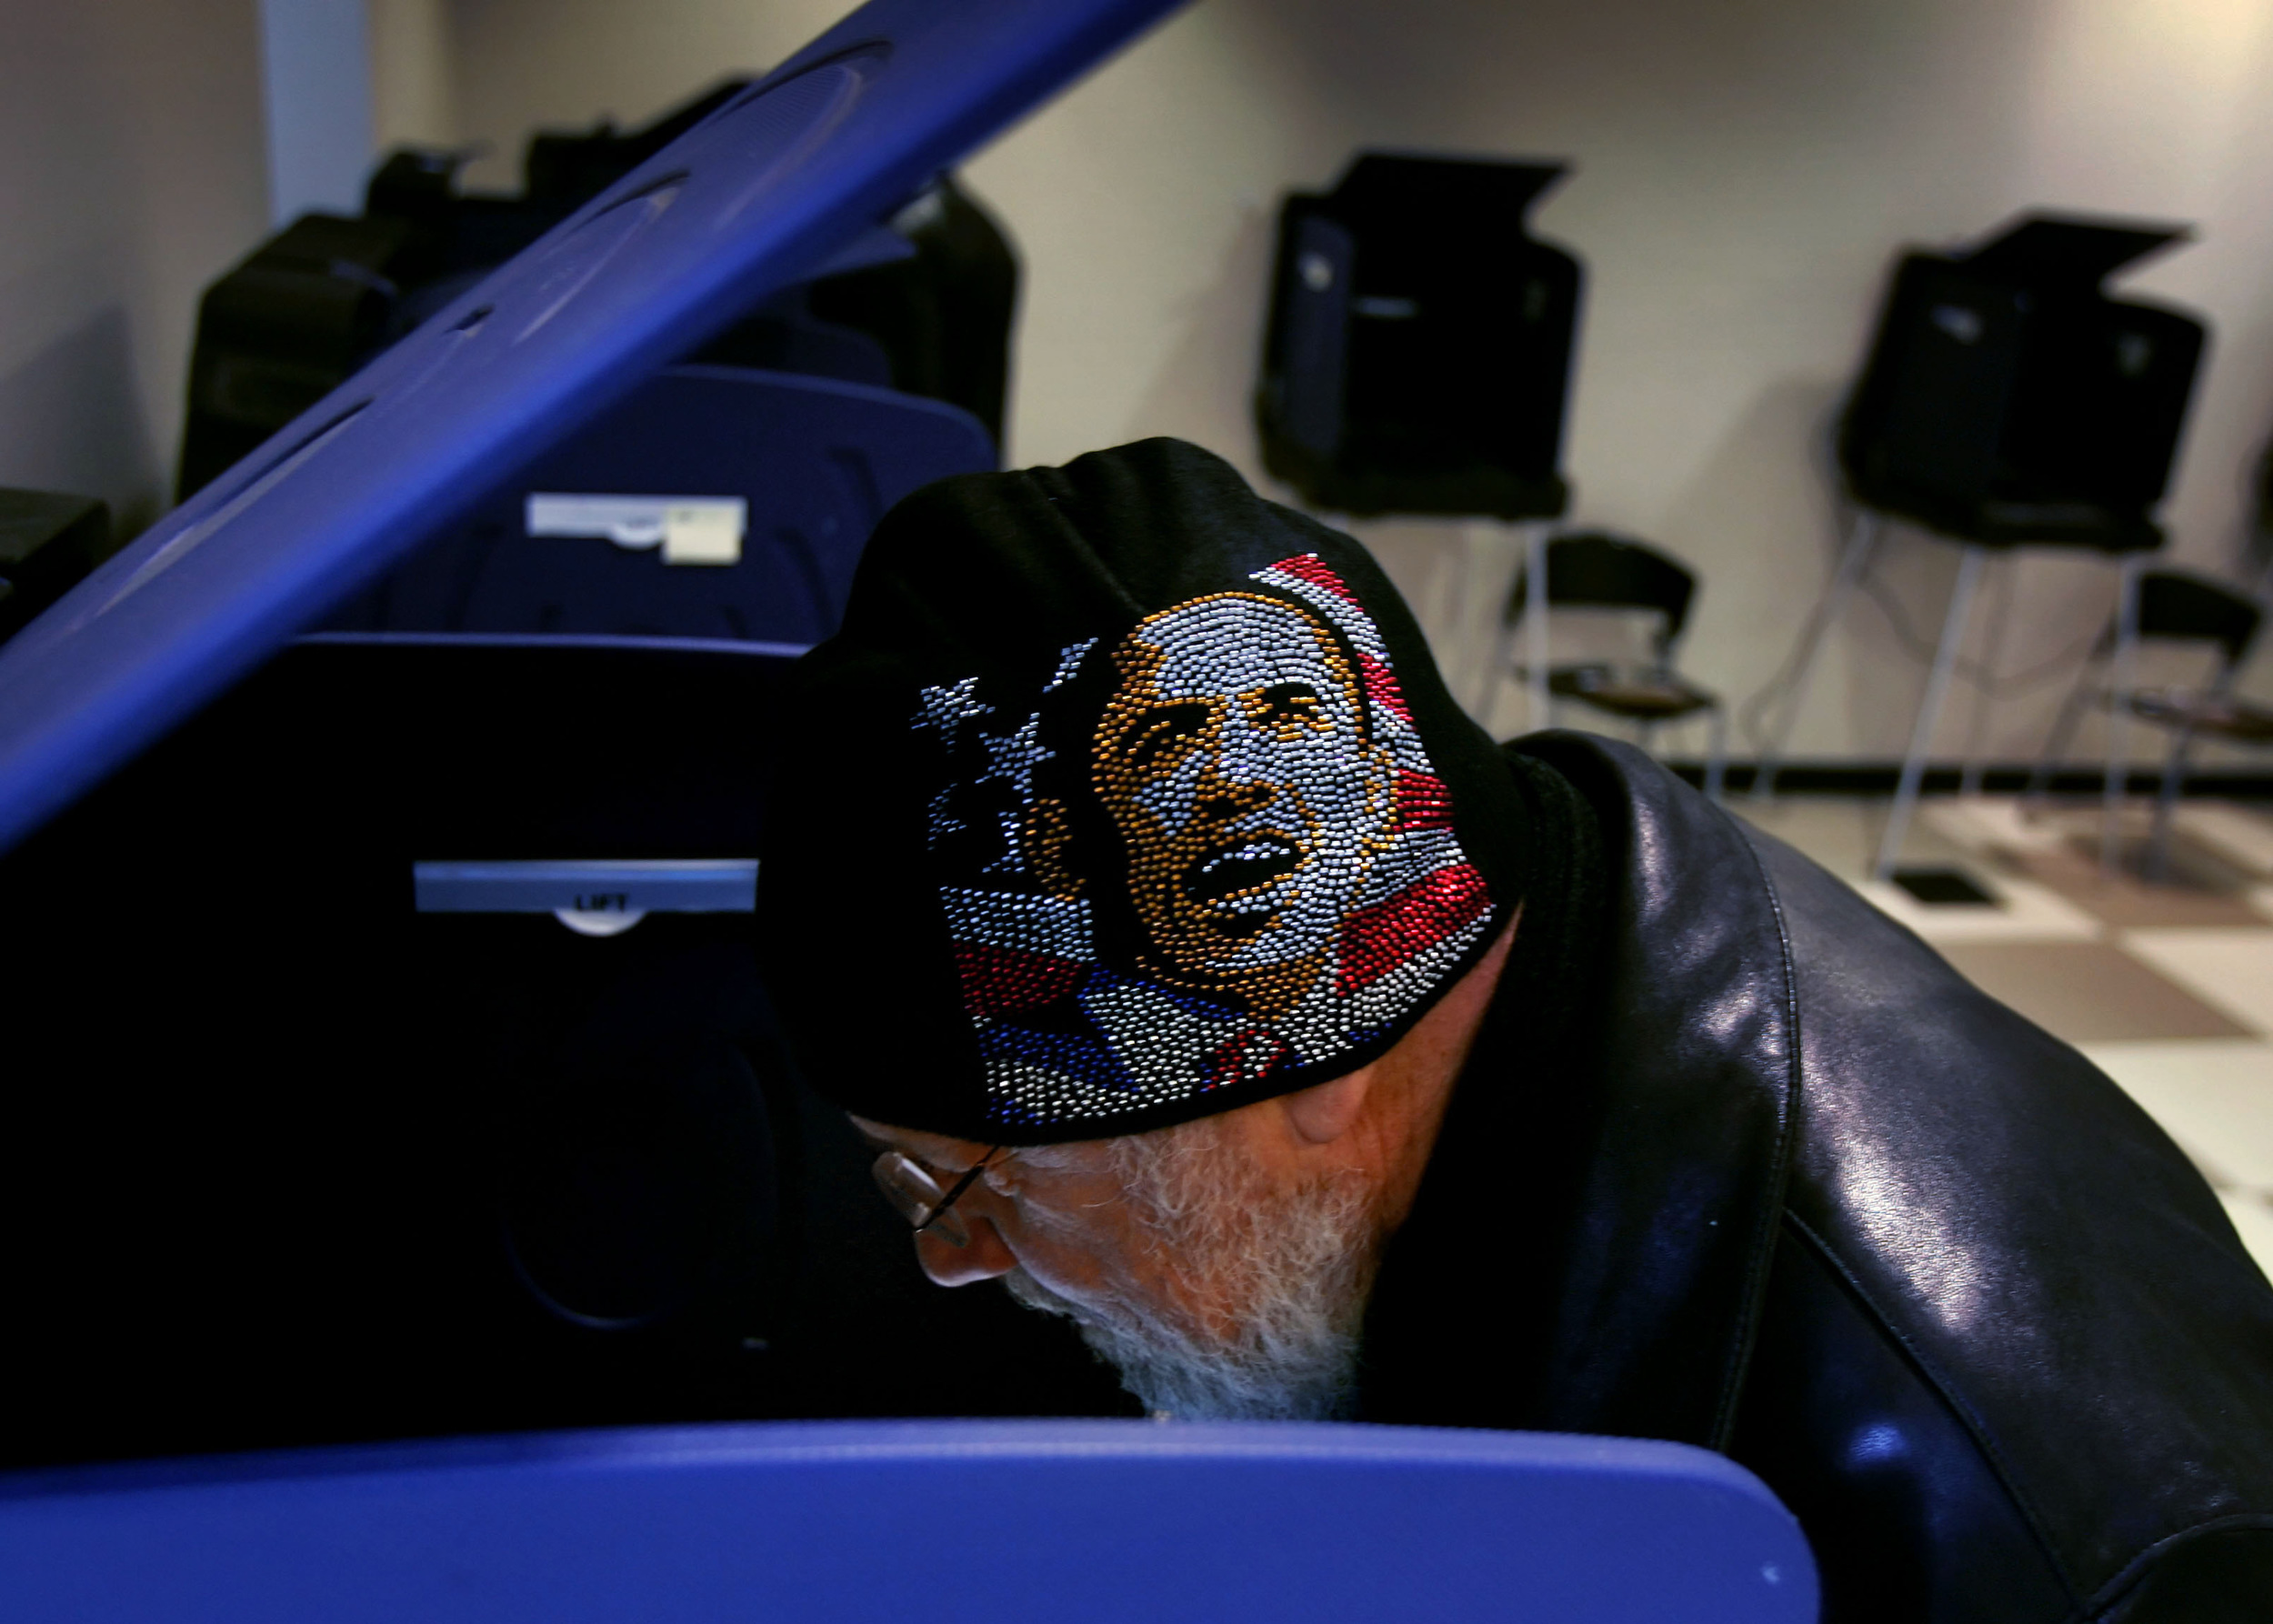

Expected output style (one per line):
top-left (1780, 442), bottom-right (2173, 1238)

top-left (762, 438), bottom-right (2273, 1621)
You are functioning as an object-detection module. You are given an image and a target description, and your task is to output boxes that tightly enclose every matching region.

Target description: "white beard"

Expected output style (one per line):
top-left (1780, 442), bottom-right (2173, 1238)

top-left (1001, 1116), bottom-right (1379, 1421)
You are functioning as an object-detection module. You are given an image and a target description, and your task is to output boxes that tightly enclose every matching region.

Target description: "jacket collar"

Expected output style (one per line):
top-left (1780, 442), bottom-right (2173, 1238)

top-left (1359, 733), bottom-right (1798, 1449)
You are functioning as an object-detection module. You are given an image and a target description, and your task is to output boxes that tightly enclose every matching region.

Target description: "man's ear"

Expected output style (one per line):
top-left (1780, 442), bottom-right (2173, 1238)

top-left (1025, 797), bottom-right (1084, 900)
top-left (1282, 1066), bottom-right (1373, 1146)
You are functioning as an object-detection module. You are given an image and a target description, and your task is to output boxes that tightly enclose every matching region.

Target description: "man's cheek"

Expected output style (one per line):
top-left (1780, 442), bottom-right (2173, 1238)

top-left (1133, 751), bottom-right (1207, 832)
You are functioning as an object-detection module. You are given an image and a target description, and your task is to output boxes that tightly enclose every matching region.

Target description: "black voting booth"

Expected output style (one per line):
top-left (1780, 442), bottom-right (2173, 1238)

top-left (1838, 216), bottom-right (2204, 554)
top-left (1257, 153), bottom-right (1581, 521)
top-left (0, 4), bottom-right (1182, 1471)
top-left (1757, 213), bottom-right (2208, 880)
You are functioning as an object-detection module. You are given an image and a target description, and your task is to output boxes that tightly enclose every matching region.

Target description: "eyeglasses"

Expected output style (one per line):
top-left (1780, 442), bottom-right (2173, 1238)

top-left (870, 1145), bottom-right (1005, 1248)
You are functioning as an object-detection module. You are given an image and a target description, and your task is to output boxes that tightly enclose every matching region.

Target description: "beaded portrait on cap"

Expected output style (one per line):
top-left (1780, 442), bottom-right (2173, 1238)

top-left (913, 553), bottom-right (1495, 1133)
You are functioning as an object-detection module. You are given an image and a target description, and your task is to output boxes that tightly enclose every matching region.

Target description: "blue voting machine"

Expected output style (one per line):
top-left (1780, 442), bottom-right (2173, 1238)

top-left (0, 0), bottom-right (1177, 848)
top-left (0, 0), bottom-right (1817, 1617)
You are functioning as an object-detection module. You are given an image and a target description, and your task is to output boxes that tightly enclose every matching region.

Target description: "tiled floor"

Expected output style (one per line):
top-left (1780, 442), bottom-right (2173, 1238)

top-left (1734, 793), bottom-right (2273, 1282)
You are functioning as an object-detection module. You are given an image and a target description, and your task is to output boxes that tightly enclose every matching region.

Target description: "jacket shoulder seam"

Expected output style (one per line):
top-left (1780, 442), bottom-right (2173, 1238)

top-left (1781, 1208), bottom-right (2084, 1608)
top-left (1706, 813), bottom-right (1806, 1449)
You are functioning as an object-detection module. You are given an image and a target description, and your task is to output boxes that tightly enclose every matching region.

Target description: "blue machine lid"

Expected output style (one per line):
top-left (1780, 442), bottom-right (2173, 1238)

top-left (0, 1418), bottom-right (1817, 1621)
top-left (0, 0), bottom-right (1182, 856)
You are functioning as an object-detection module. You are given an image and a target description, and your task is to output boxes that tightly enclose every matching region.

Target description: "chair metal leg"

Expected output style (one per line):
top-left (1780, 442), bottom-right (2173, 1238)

top-left (1958, 553), bottom-right (2014, 799)
top-left (1753, 507), bottom-right (1883, 801)
top-left (2100, 556), bottom-right (2144, 875)
top-left (1874, 544), bottom-right (1987, 882)
top-left (2145, 724), bottom-right (2196, 884)
top-left (2024, 644), bottom-right (2105, 810)
top-left (1704, 705), bottom-right (1728, 803)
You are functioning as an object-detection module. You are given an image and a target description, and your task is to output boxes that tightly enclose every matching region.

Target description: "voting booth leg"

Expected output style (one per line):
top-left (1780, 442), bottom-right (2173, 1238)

top-left (2100, 554), bottom-right (2145, 875)
top-left (1473, 519), bottom-right (1554, 731)
top-left (1429, 527), bottom-right (1467, 682)
top-left (1452, 520), bottom-right (1547, 727)
top-left (1752, 507), bottom-right (1883, 801)
top-left (1956, 554), bottom-right (2015, 799)
top-left (1873, 542), bottom-right (1987, 882)
top-left (1523, 519), bottom-right (1552, 731)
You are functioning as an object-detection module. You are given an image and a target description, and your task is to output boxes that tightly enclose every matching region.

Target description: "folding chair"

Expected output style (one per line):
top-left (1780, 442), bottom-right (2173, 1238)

top-left (1492, 530), bottom-right (1727, 799)
top-left (2028, 566), bottom-right (2269, 879)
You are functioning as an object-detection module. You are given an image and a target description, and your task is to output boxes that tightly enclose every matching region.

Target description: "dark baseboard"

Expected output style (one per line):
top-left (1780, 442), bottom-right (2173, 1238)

top-left (1659, 762), bottom-right (2273, 799)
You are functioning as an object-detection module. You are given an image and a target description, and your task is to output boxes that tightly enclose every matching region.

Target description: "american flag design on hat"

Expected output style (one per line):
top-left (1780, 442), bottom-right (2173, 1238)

top-left (912, 553), bottom-right (1495, 1133)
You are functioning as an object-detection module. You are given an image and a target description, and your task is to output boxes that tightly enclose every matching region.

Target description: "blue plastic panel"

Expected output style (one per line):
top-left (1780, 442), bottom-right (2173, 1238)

top-left (0, 1419), bottom-right (1817, 1623)
top-left (322, 366), bottom-right (996, 646)
top-left (0, 0), bottom-right (1182, 855)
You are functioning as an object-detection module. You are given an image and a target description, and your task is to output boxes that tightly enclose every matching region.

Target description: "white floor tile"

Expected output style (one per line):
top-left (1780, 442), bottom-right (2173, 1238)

top-left (1853, 875), bottom-right (2104, 944)
top-left (1734, 798), bottom-right (1973, 884)
top-left (1920, 797), bottom-right (2073, 857)
top-left (2218, 1192), bottom-right (2273, 1288)
top-left (2076, 1038), bottom-right (2273, 1189)
top-left (2119, 929), bottom-right (2273, 1037)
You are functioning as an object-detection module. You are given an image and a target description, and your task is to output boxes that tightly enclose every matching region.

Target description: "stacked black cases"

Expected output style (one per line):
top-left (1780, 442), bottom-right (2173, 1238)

top-left (1257, 153), bottom-right (1581, 520)
top-left (177, 81), bottom-right (1018, 501)
top-left (697, 176), bottom-right (1021, 447)
top-left (1839, 216), bottom-right (2207, 552)
top-left (0, 489), bottom-right (106, 643)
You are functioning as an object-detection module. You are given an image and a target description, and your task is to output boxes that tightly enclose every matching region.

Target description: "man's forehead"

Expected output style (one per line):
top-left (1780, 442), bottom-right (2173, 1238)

top-left (1127, 595), bottom-right (1348, 698)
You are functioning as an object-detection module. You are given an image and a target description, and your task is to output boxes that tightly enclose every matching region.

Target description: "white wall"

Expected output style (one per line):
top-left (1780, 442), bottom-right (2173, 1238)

top-left (0, 0), bottom-right (270, 538)
top-left (258, 0), bottom-right (377, 225)
top-left (370, 0), bottom-right (455, 149)
top-left (402, 0), bottom-right (2273, 759)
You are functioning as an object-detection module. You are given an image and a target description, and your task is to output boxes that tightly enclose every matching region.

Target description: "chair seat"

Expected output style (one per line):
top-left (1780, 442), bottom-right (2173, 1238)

top-left (2124, 687), bottom-right (2273, 742)
top-left (1544, 662), bottom-right (1717, 721)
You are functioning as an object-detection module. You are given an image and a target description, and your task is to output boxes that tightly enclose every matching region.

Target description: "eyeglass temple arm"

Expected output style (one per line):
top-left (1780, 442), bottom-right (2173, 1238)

top-left (916, 1145), bottom-right (1003, 1232)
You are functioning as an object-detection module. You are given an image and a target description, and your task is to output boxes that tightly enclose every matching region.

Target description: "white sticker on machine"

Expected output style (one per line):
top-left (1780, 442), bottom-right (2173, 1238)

top-left (525, 493), bottom-right (746, 566)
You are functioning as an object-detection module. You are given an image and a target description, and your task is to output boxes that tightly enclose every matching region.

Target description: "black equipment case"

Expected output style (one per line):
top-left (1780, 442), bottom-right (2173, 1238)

top-left (1257, 152), bottom-right (1582, 520)
top-left (1838, 214), bottom-right (2207, 552)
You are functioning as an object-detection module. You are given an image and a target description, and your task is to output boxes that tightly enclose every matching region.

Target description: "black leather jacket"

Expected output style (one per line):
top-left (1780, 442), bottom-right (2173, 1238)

top-left (1358, 733), bottom-right (2273, 1622)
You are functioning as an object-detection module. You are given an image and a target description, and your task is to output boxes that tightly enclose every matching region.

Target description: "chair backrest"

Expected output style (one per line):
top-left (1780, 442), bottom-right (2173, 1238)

top-left (2134, 567), bottom-right (2263, 670)
top-left (1507, 531), bottom-right (1699, 647)
top-left (321, 366), bottom-right (996, 647)
top-left (0, 1419), bottom-right (1817, 1624)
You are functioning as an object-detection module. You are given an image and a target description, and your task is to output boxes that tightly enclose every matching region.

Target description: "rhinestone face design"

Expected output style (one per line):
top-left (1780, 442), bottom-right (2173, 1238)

top-left (912, 553), bottom-right (1494, 1132)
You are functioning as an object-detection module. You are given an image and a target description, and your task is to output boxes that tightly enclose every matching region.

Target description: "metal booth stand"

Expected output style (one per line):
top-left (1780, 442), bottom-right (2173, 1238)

top-left (1752, 216), bottom-right (2205, 884)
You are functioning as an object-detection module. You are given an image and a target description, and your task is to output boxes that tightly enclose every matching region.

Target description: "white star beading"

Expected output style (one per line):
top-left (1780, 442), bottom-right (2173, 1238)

top-left (1046, 637), bottom-right (1097, 691)
top-left (926, 785), bottom-right (965, 848)
top-left (913, 676), bottom-right (993, 740)
top-left (976, 709), bottom-right (1054, 801)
